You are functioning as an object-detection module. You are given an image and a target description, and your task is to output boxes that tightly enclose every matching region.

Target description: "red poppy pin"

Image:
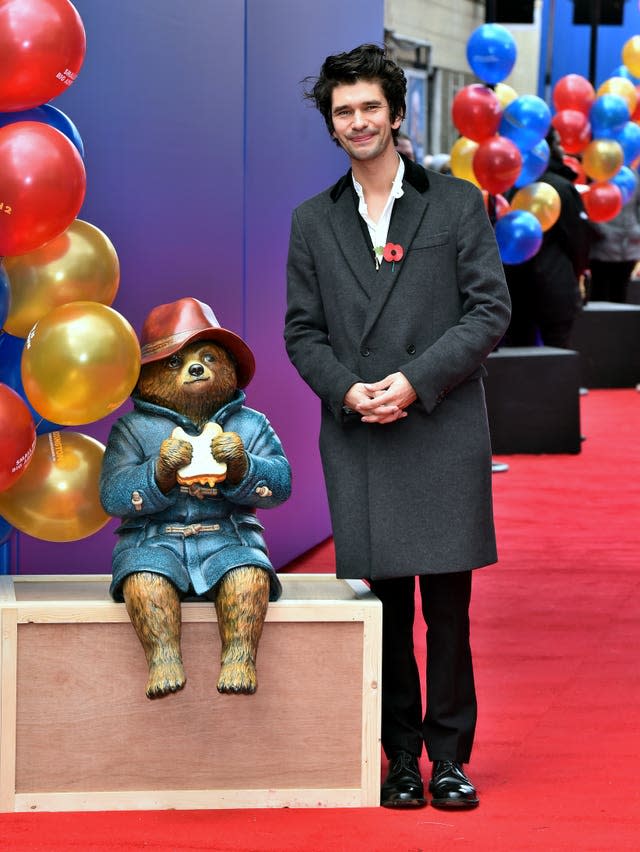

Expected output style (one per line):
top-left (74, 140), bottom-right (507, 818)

top-left (382, 242), bottom-right (404, 263)
top-left (380, 242), bottom-right (403, 271)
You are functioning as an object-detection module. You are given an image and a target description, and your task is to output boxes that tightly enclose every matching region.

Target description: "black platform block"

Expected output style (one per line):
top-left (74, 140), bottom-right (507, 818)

top-left (626, 279), bottom-right (640, 305)
top-left (484, 346), bottom-right (581, 454)
top-left (568, 302), bottom-right (640, 387)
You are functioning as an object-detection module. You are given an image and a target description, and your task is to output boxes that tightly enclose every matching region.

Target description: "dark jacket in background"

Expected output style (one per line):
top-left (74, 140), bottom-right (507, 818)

top-left (503, 156), bottom-right (591, 348)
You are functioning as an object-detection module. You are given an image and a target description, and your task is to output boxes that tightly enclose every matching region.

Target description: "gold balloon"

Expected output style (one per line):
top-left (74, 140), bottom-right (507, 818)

top-left (450, 137), bottom-right (480, 187)
top-left (0, 431), bottom-right (110, 542)
top-left (3, 219), bottom-right (120, 338)
top-left (511, 182), bottom-right (562, 232)
top-left (582, 139), bottom-right (624, 182)
top-left (21, 301), bottom-right (141, 426)
top-left (597, 76), bottom-right (637, 114)
top-left (623, 36), bottom-right (640, 79)
top-left (494, 82), bottom-right (518, 110)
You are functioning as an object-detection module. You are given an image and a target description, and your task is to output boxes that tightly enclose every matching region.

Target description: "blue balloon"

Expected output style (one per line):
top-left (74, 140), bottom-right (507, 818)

top-left (611, 165), bottom-right (638, 204)
top-left (0, 332), bottom-right (62, 435)
top-left (0, 264), bottom-right (9, 329)
top-left (610, 65), bottom-right (638, 83)
top-left (496, 211), bottom-right (543, 265)
top-left (590, 94), bottom-right (630, 139)
top-left (499, 95), bottom-right (552, 152)
top-left (466, 24), bottom-right (517, 85)
top-left (514, 138), bottom-right (550, 188)
top-left (612, 120), bottom-right (640, 166)
top-left (0, 104), bottom-right (84, 158)
top-left (0, 516), bottom-right (13, 548)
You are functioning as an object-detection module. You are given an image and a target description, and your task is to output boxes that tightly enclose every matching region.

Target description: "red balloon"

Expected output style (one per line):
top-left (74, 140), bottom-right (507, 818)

top-left (552, 75), bottom-right (596, 116)
top-left (473, 137), bottom-right (522, 195)
top-left (0, 122), bottom-right (86, 256)
top-left (552, 109), bottom-right (592, 154)
top-left (452, 84), bottom-right (502, 143)
top-left (0, 383), bottom-right (36, 492)
top-left (0, 0), bottom-right (86, 112)
top-left (563, 155), bottom-right (587, 184)
top-left (632, 85), bottom-right (640, 122)
top-left (582, 182), bottom-right (623, 222)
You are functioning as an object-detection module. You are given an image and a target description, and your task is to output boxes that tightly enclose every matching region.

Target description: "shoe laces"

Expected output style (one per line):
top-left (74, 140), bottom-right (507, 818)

top-left (433, 760), bottom-right (466, 781)
top-left (390, 751), bottom-right (421, 778)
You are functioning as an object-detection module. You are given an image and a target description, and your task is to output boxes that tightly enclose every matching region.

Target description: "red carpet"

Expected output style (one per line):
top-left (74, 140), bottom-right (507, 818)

top-left (2, 389), bottom-right (639, 850)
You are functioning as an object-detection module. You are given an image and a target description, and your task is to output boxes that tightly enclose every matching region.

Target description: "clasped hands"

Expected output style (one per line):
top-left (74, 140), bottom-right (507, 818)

top-left (344, 372), bottom-right (416, 424)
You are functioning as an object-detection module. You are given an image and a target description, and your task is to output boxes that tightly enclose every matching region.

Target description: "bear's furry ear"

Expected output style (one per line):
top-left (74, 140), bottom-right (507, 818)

top-left (134, 360), bottom-right (169, 405)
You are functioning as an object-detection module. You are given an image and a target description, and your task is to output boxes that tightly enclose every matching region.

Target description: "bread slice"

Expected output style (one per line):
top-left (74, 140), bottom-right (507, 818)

top-left (172, 422), bottom-right (227, 486)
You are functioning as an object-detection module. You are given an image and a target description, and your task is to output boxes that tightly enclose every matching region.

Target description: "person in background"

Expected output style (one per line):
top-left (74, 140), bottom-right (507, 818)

top-left (285, 44), bottom-right (510, 810)
top-left (503, 129), bottom-right (591, 348)
top-left (589, 180), bottom-right (640, 303)
top-left (426, 152), bottom-right (451, 175)
top-left (395, 131), bottom-right (415, 161)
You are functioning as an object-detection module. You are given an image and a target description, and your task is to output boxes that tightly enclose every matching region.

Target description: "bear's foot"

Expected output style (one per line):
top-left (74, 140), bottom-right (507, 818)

top-left (145, 658), bottom-right (186, 699)
top-left (217, 659), bottom-right (257, 694)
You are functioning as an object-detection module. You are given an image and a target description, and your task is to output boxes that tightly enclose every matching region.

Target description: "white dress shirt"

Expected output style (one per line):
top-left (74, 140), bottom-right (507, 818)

top-left (352, 154), bottom-right (405, 268)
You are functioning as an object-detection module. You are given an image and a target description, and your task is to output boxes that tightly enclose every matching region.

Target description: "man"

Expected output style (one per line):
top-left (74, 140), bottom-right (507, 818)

top-left (285, 44), bottom-right (510, 809)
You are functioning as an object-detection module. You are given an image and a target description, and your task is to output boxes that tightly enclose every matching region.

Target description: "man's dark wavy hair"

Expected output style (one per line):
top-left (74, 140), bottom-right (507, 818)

top-left (304, 43), bottom-right (407, 146)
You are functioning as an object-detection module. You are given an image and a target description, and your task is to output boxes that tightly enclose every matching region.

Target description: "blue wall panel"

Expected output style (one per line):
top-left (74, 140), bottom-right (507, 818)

top-left (539, 0), bottom-right (640, 95)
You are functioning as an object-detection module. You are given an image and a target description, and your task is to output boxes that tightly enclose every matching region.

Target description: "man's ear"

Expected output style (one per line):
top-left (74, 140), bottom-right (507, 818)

top-left (392, 111), bottom-right (405, 130)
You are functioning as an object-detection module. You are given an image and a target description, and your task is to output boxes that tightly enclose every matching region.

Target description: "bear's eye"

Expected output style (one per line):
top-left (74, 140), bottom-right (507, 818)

top-left (167, 354), bottom-right (182, 369)
top-left (202, 353), bottom-right (216, 364)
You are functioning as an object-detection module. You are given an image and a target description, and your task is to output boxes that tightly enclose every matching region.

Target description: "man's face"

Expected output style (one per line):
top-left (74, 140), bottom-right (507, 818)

top-left (330, 79), bottom-right (402, 163)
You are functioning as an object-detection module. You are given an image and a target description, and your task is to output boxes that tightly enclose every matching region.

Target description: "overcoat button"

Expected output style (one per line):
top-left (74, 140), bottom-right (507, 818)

top-left (361, 347), bottom-right (370, 357)
top-left (406, 344), bottom-right (416, 355)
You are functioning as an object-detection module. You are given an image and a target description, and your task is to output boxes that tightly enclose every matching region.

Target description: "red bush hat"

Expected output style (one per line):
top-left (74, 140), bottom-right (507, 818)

top-left (139, 297), bottom-right (255, 388)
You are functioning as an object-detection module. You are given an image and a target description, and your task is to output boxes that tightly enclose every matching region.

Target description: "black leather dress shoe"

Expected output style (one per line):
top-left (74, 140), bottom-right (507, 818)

top-left (381, 751), bottom-right (426, 808)
top-left (429, 760), bottom-right (479, 809)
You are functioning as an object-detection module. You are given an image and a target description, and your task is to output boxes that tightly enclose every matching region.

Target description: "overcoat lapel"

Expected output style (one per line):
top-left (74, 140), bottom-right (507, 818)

top-left (361, 183), bottom-right (430, 341)
top-left (327, 159), bottom-right (431, 335)
top-left (328, 185), bottom-right (377, 298)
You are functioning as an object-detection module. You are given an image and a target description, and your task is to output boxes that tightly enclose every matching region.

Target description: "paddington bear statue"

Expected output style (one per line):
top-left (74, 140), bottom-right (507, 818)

top-left (99, 297), bottom-right (291, 698)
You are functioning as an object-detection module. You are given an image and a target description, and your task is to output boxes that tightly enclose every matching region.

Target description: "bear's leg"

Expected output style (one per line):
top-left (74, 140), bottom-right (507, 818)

top-left (122, 571), bottom-right (186, 699)
top-left (215, 565), bottom-right (269, 694)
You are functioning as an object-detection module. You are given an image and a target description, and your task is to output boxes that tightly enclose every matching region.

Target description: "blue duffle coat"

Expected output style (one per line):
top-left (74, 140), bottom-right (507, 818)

top-left (99, 390), bottom-right (291, 601)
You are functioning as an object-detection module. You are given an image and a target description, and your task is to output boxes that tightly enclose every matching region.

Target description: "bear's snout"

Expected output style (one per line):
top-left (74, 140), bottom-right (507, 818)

top-left (188, 363), bottom-right (205, 378)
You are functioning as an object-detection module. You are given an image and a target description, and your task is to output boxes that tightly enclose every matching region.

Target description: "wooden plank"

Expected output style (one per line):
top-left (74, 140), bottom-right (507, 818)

top-left (15, 621), bottom-right (363, 793)
top-left (358, 591), bottom-right (382, 806)
top-left (0, 604), bottom-right (17, 811)
top-left (14, 786), bottom-right (366, 812)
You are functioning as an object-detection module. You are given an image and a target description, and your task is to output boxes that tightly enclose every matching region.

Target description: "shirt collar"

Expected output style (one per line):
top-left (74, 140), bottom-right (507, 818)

top-left (330, 152), bottom-right (428, 203)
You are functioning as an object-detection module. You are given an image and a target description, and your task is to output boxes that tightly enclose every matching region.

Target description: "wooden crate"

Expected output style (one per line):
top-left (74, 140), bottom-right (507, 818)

top-left (0, 573), bottom-right (381, 812)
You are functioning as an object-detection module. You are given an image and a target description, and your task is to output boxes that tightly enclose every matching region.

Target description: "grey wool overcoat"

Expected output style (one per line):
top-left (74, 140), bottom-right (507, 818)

top-left (284, 157), bottom-right (511, 581)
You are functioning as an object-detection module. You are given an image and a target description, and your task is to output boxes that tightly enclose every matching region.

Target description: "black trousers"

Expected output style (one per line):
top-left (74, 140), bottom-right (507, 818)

top-left (369, 571), bottom-right (476, 764)
top-left (589, 259), bottom-right (634, 303)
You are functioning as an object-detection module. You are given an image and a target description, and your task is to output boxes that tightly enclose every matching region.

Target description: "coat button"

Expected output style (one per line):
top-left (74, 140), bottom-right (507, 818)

top-left (406, 344), bottom-right (416, 355)
top-left (361, 347), bottom-right (370, 357)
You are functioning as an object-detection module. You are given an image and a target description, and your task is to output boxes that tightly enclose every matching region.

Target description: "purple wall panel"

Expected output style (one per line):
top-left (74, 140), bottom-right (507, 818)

top-left (10, 0), bottom-right (384, 575)
top-left (243, 0), bottom-right (385, 566)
